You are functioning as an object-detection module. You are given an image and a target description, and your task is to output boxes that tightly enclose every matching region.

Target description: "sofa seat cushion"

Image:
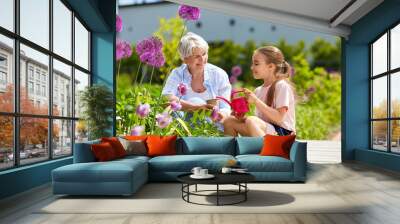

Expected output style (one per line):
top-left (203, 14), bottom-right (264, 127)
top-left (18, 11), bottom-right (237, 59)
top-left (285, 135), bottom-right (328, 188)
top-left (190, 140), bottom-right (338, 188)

top-left (149, 154), bottom-right (235, 172)
top-left (52, 159), bottom-right (147, 183)
top-left (236, 155), bottom-right (293, 172)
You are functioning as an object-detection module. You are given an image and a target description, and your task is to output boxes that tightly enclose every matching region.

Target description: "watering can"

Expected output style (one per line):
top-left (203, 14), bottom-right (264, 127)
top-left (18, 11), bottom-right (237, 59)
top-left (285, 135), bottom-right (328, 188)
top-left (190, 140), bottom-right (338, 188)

top-left (216, 90), bottom-right (249, 118)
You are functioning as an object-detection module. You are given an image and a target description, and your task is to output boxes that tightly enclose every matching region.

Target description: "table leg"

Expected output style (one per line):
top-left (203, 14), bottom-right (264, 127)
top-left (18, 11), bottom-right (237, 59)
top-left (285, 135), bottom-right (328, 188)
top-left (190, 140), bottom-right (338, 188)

top-left (217, 184), bottom-right (219, 206)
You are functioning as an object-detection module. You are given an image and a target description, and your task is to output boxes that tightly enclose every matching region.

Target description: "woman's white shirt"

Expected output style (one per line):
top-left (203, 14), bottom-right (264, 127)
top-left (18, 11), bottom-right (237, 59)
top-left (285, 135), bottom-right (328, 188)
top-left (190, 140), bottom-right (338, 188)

top-left (162, 63), bottom-right (232, 114)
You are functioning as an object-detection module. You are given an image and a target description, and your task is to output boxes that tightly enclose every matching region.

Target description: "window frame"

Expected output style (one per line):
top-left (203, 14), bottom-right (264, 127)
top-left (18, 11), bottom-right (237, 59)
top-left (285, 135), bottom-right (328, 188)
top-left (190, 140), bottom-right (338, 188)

top-left (370, 21), bottom-right (400, 154)
top-left (0, 0), bottom-right (92, 171)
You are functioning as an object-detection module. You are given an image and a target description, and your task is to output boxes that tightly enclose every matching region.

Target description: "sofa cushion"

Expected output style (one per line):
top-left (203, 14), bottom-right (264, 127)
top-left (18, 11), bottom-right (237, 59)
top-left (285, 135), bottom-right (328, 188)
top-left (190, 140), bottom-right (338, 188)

top-left (147, 135), bottom-right (177, 157)
top-left (148, 154), bottom-right (235, 172)
top-left (52, 159), bottom-right (147, 183)
top-left (260, 134), bottom-right (296, 159)
top-left (101, 137), bottom-right (127, 158)
top-left (235, 137), bottom-right (263, 155)
top-left (236, 155), bottom-right (293, 172)
top-left (73, 140), bottom-right (100, 163)
top-left (119, 138), bottom-right (147, 156)
top-left (91, 142), bottom-right (118, 161)
top-left (178, 137), bottom-right (235, 155)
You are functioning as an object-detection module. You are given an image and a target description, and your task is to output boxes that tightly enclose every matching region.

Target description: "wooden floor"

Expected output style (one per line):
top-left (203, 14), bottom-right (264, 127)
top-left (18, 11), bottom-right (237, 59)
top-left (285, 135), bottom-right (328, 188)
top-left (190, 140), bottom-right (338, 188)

top-left (1, 142), bottom-right (400, 224)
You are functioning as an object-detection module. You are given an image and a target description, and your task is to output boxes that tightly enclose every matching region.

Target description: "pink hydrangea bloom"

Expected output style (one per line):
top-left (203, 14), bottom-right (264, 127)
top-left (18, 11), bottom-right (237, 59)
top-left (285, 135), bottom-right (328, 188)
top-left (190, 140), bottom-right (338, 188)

top-left (178, 5), bottom-right (201, 21)
top-left (177, 83), bottom-right (187, 96)
top-left (116, 15), bottom-right (123, 32)
top-left (136, 103), bottom-right (151, 118)
top-left (170, 101), bottom-right (182, 111)
top-left (131, 125), bottom-right (144, 136)
top-left (116, 39), bottom-right (132, 61)
top-left (156, 113), bottom-right (172, 129)
top-left (231, 65), bottom-right (242, 77)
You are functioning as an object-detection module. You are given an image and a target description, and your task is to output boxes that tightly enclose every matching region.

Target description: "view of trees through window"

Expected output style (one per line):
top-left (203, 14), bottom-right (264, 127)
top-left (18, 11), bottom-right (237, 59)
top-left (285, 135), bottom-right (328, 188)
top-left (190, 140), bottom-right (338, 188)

top-left (371, 23), bottom-right (400, 153)
top-left (0, 0), bottom-right (91, 171)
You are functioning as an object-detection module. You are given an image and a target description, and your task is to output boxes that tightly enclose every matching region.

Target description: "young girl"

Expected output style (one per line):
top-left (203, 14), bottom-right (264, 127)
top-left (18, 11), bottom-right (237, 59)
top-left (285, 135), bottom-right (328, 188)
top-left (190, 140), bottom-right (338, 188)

top-left (223, 46), bottom-right (296, 137)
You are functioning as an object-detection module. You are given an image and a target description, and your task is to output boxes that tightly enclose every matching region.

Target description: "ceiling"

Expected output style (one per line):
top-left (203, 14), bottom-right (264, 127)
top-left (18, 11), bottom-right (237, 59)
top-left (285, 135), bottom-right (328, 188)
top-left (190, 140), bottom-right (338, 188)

top-left (167, 0), bottom-right (384, 37)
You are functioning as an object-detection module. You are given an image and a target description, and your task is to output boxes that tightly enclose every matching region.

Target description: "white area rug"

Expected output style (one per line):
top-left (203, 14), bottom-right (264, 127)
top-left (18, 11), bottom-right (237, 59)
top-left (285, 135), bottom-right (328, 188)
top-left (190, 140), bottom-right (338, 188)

top-left (38, 183), bottom-right (361, 214)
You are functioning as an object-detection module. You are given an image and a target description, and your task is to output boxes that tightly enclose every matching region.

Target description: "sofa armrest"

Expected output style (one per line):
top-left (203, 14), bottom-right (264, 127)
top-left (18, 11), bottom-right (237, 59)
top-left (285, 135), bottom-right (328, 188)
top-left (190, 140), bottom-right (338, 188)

top-left (73, 140), bottom-right (100, 163)
top-left (289, 141), bottom-right (307, 181)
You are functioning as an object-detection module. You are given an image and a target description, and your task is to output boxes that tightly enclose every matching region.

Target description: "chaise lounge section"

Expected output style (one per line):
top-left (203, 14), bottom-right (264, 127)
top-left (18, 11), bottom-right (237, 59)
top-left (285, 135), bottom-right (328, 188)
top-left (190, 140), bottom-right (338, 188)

top-left (52, 137), bottom-right (307, 196)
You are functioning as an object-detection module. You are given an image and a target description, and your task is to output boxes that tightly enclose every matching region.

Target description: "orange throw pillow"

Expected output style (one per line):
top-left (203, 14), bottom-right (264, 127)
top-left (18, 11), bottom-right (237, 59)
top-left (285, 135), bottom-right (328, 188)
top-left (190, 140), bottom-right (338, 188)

top-left (101, 137), bottom-right (126, 158)
top-left (260, 134), bottom-right (296, 159)
top-left (146, 135), bottom-right (177, 157)
top-left (91, 142), bottom-right (117, 161)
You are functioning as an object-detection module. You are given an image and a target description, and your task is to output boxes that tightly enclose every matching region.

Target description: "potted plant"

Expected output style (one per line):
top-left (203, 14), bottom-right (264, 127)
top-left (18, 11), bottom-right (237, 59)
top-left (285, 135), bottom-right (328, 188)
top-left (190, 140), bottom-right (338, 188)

top-left (79, 84), bottom-right (114, 140)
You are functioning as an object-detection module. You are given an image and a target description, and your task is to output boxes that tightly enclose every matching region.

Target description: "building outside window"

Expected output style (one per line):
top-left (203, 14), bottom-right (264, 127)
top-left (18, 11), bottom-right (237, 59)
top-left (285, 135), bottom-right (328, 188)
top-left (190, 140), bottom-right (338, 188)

top-left (0, 0), bottom-right (91, 170)
top-left (371, 23), bottom-right (400, 154)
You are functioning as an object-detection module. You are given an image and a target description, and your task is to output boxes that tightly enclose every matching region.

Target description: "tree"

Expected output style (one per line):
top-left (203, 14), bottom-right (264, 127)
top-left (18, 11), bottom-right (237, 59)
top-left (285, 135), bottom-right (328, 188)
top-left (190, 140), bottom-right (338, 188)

top-left (0, 85), bottom-right (59, 149)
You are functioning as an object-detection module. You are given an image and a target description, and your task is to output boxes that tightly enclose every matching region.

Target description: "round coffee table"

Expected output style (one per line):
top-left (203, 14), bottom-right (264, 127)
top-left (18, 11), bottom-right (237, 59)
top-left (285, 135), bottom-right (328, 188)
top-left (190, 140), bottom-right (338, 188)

top-left (177, 172), bottom-right (255, 206)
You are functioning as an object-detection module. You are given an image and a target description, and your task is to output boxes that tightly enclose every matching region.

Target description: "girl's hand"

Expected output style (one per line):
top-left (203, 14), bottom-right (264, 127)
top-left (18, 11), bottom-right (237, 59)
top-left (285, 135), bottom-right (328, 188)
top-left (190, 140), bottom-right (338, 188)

top-left (243, 88), bottom-right (258, 104)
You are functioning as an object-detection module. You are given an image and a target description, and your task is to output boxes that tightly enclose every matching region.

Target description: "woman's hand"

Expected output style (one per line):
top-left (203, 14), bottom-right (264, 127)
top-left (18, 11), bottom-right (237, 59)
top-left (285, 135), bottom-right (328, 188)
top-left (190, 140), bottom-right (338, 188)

top-left (242, 88), bottom-right (258, 104)
top-left (189, 104), bottom-right (214, 112)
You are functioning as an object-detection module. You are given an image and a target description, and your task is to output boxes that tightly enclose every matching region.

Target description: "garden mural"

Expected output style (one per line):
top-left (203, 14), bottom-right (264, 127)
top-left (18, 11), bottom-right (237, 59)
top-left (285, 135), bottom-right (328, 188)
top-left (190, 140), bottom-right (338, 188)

top-left (115, 5), bottom-right (342, 140)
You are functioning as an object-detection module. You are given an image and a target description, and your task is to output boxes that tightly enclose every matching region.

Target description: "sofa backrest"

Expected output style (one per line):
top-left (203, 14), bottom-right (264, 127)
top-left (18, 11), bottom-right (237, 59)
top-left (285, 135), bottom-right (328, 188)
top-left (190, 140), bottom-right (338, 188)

top-left (235, 137), bottom-right (263, 155)
top-left (177, 137), bottom-right (236, 155)
top-left (73, 140), bottom-right (100, 163)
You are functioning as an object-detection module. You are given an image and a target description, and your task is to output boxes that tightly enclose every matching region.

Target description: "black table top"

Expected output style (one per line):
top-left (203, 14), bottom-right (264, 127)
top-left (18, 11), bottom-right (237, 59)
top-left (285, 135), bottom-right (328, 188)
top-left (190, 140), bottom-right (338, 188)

top-left (177, 172), bottom-right (255, 185)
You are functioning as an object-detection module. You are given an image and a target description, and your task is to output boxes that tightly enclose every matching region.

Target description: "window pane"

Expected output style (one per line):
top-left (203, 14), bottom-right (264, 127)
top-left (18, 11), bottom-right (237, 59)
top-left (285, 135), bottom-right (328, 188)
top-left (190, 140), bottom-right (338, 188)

top-left (0, 0), bottom-right (14, 31)
top-left (20, 117), bottom-right (49, 165)
top-left (391, 72), bottom-right (400, 118)
top-left (53, 59), bottom-right (72, 117)
top-left (20, 44), bottom-right (49, 115)
top-left (53, 0), bottom-right (72, 60)
top-left (391, 24), bottom-right (400, 70)
top-left (391, 120), bottom-right (400, 153)
top-left (75, 18), bottom-right (89, 70)
top-left (0, 116), bottom-right (14, 170)
top-left (75, 120), bottom-right (88, 143)
top-left (20, 0), bottom-right (49, 49)
top-left (0, 35), bottom-right (14, 113)
top-left (53, 119), bottom-right (72, 158)
top-left (372, 121), bottom-right (388, 151)
top-left (74, 69), bottom-right (89, 118)
top-left (372, 77), bottom-right (387, 119)
top-left (372, 33), bottom-right (387, 76)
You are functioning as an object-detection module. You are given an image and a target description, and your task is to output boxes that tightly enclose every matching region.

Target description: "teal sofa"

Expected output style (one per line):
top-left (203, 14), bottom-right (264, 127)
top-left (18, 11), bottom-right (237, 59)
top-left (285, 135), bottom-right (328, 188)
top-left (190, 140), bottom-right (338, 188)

top-left (52, 137), bottom-right (307, 196)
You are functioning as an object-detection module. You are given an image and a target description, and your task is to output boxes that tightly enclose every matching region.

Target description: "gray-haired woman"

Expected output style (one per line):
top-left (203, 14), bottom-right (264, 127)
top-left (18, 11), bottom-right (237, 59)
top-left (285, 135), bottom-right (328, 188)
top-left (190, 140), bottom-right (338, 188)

top-left (162, 32), bottom-right (231, 122)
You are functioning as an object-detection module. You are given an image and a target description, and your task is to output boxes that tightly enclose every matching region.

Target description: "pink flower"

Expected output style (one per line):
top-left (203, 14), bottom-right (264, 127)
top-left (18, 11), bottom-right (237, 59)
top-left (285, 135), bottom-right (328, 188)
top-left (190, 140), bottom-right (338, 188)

top-left (116, 15), bottom-right (123, 32)
top-left (231, 65), bottom-right (242, 77)
top-left (136, 103), bottom-right (151, 118)
top-left (229, 76), bottom-right (238, 84)
top-left (135, 36), bottom-right (163, 57)
top-left (148, 51), bottom-right (165, 68)
top-left (116, 39), bottom-right (132, 61)
top-left (211, 106), bottom-right (219, 121)
top-left (305, 86), bottom-right (316, 95)
top-left (170, 101), bottom-right (182, 111)
top-left (156, 113), bottom-right (172, 129)
top-left (290, 67), bottom-right (296, 77)
top-left (178, 5), bottom-right (201, 21)
top-left (131, 125), bottom-right (144, 136)
top-left (177, 83), bottom-right (187, 96)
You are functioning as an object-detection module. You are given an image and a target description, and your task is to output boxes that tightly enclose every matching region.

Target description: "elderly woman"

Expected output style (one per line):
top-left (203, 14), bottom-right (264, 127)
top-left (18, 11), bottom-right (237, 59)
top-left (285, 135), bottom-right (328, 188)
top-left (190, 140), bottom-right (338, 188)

top-left (162, 32), bottom-right (231, 121)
